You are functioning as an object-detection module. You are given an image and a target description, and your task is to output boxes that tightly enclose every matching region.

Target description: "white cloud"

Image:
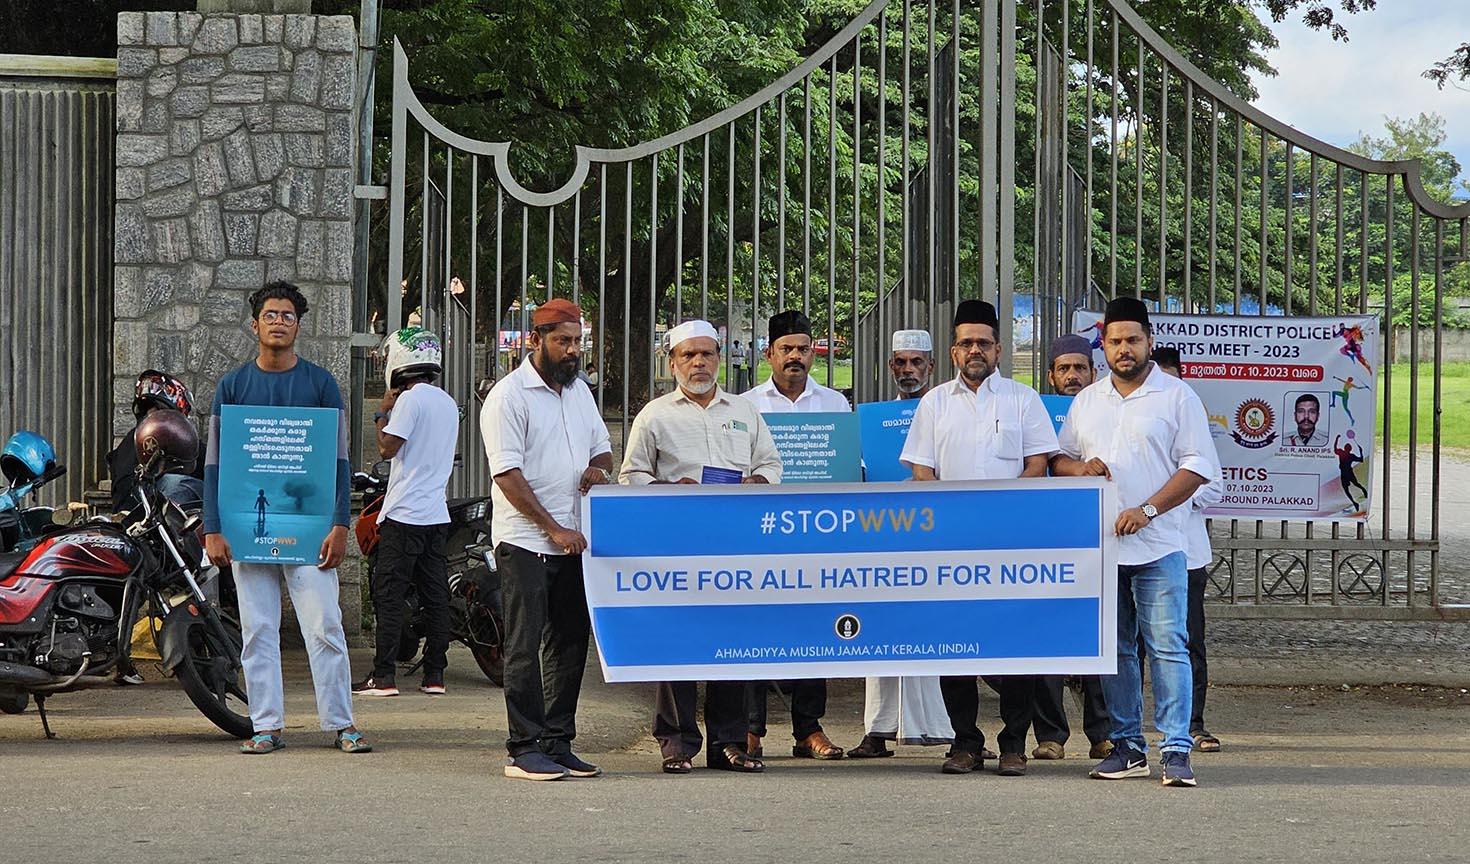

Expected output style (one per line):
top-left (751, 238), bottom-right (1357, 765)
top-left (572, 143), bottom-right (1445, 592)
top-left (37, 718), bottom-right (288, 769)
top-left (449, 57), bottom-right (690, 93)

top-left (1250, 0), bottom-right (1470, 193)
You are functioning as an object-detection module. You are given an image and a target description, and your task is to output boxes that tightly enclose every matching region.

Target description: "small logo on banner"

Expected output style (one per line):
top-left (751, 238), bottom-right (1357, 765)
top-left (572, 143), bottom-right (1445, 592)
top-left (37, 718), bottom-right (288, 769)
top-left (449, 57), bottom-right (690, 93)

top-left (835, 614), bottom-right (861, 640)
top-left (271, 547), bottom-right (280, 557)
top-left (1231, 398), bottom-right (1278, 449)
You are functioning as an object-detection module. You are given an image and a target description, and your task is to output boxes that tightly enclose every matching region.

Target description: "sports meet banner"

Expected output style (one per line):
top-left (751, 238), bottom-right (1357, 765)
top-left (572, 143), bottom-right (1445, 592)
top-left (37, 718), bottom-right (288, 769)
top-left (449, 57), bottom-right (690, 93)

top-left (1072, 311), bottom-right (1378, 522)
top-left (216, 405), bottom-right (338, 564)
top-left (580, 479), bottom-right (1118, 682)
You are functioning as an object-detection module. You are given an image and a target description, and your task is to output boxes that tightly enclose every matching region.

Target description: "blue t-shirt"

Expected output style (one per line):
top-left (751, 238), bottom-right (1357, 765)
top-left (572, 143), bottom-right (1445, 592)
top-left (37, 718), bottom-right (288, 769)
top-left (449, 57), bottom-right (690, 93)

top-left (202, 358), bottom-right (351, 535)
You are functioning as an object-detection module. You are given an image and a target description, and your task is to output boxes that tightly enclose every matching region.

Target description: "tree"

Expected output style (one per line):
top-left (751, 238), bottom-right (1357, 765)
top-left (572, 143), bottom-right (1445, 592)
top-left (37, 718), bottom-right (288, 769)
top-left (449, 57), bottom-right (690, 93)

top-left (1258, 0), bottom-right (1470, 89)
top-left (1348, 112), bottom-right (1469, 203)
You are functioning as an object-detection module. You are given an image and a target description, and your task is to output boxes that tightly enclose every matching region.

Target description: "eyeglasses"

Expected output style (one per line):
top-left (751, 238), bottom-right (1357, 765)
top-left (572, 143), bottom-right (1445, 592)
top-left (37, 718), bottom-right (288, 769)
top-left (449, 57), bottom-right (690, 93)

top-left (260, 310), bottom-right (298, 324)
top-left (955, 338), bottom-right (997, 352)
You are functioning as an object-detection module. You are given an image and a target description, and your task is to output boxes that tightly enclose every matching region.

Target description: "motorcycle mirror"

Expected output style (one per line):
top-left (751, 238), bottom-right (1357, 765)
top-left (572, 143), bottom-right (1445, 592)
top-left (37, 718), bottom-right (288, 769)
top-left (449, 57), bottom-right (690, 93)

top-left (371, 460), bottom-right (391, 480)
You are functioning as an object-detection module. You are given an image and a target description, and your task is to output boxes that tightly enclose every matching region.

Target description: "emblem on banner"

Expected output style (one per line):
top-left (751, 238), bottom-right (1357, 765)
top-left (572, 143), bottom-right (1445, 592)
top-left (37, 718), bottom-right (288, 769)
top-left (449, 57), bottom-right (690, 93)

top-left (1231, 398), bottom-right (1278, 449)
top-left (835, 614), bottom-right (861, 640)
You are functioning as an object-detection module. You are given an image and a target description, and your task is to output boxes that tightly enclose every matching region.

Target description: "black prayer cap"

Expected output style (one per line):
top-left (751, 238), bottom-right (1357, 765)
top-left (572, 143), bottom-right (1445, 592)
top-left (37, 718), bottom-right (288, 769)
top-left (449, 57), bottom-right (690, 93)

top-left (953, 299), bottom-right (999, 331)
top-left (768, 309), bottom-right (812, 341)
top-left (1103, 296), bottom-right (1151, 330)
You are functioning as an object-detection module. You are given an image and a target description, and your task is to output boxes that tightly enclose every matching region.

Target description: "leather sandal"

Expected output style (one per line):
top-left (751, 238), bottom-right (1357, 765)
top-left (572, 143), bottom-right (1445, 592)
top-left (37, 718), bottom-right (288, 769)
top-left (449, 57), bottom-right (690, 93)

top-left (662, 755), bottom-right (693, 774)
top-left (707, 745), bottom-right (764, 773)
top-left (1193, 732), bottom-right (1222, 753)
top-left (846, 734), bottom-right (895, 759)
top-left (793, 730), bottom-right (844, 760)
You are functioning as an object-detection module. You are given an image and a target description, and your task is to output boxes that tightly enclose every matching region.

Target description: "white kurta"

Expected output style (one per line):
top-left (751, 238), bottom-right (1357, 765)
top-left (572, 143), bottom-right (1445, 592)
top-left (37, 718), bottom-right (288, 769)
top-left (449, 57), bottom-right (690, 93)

top-left (864, 675), bottom-right (954, 744)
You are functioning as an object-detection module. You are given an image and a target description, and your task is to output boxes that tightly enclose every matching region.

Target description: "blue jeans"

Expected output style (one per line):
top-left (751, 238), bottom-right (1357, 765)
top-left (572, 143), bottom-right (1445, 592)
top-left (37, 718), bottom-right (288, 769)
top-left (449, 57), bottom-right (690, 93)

top-left (1102, 551), bottom-right (1193, 755)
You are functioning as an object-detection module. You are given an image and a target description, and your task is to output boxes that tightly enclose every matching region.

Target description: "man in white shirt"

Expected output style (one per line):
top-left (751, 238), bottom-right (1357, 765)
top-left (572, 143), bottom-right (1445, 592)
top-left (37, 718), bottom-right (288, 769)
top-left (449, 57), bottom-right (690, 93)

top-left (354, 327), bottom-right (459, 700)
top-left (1152, 346), bottom-right (1225, 754)
top-left (1052, 297), bottom-right (1218, 788)
top-left (621, 319), bottom-right (781, 775)
top-left (849, 328), bottom-right (955, 762)
top-left (900, 300), bottom-right (1059, 777)
top-left (741, 309), bottom-right (849, 762)
top-left (481, 298), bottom-right (614, 782)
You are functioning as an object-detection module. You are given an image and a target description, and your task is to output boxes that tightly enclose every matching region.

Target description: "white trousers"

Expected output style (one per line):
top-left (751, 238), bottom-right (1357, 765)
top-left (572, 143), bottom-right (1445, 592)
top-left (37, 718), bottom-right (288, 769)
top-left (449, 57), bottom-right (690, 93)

top-left (235, 562), bottom-right (355, 733)
top-left (863, 676), bottom-right (954, 744)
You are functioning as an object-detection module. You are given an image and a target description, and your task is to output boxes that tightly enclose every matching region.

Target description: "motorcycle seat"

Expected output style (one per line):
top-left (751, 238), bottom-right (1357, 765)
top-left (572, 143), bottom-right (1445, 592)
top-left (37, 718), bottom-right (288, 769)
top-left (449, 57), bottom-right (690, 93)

top-left (0, 548), bottom-right (28, 582)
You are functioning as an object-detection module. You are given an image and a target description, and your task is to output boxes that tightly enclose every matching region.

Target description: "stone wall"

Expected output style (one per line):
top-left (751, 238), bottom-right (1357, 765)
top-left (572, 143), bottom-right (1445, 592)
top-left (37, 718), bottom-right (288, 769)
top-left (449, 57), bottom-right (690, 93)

top-left (112, 10), bottom-right (356, 435)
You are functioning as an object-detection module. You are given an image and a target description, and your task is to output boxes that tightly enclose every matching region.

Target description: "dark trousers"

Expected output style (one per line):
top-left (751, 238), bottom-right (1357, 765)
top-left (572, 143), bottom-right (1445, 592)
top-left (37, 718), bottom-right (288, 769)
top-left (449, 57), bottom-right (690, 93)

top-left (371, 519), bottom-right (450, 680)
top-left (1032, 675), bottom-right (1111, 747)
top-left (654, 681), bottom-right (747, 760)
top-left (745, 679), bottom-right (827, 741)
top-left (497, 543), bottom-right (592, 757)
top-left (1135, 567), bottom-right (1211, 733)
top-left (939, 675), bottom-right (993, 755)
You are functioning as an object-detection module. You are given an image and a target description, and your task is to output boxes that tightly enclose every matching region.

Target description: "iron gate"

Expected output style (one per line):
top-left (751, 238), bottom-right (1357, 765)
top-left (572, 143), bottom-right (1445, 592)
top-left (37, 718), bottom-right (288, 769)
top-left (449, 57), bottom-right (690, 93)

top-left (371, 0), bottom-right (1470, 618)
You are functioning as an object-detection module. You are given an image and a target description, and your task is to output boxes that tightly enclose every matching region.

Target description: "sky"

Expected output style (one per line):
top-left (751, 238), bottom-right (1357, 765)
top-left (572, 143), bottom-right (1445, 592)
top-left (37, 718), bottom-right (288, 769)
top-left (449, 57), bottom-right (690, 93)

top-left (1249, 0), bottom-right (1470, 197)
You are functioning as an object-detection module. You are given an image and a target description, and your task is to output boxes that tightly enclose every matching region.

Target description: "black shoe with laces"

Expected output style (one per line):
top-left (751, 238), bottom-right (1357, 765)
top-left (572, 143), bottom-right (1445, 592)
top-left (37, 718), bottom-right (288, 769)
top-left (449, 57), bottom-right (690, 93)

top-left (352, 676), bottom-right (399, 697)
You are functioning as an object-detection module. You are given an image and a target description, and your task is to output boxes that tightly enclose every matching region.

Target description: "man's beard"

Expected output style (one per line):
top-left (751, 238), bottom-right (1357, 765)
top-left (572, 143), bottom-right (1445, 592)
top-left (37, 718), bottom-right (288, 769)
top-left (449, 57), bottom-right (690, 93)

top-left (1298, 423), bottom-right (1315, 440)
top-left (1108, 355), bottom-right (1148, 381)
top-left (540, 345), bottom-right (579, 385)
top-left (675, 368), bottom-right (716, 395)
top-left (896, 375), bottom-right (924, 394)
top-left (960, 358), bottom-right (992, 386)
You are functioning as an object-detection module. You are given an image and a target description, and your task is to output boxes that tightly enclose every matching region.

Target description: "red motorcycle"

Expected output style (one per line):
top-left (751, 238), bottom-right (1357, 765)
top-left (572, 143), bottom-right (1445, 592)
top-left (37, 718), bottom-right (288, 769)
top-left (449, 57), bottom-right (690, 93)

top-left (0, 445), bottom-right (250, 738)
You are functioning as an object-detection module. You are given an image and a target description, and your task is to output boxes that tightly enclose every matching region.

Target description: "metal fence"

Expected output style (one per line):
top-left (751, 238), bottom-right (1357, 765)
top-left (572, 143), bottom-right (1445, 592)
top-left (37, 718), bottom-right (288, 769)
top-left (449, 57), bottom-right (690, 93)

top-left (0, 55), bottom-right (116, 505)
top-left (374, 0), bottom-right (1470, 617)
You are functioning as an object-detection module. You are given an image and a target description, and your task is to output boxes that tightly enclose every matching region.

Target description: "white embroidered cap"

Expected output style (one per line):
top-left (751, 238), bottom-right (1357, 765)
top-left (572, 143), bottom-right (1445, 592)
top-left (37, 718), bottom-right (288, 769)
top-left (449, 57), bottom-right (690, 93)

top-left (891, 329), bottom-right (933, 353)
top-left (665, 319), bottom-right (721, 351)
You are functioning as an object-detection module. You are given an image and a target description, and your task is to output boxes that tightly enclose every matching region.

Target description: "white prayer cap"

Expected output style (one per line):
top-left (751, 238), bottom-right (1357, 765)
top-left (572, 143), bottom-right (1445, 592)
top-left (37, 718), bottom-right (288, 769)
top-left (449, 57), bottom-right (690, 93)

top-left (665, 319), bottom-right (721, 351)
top-left (891, 329), bottom-right (933, 353)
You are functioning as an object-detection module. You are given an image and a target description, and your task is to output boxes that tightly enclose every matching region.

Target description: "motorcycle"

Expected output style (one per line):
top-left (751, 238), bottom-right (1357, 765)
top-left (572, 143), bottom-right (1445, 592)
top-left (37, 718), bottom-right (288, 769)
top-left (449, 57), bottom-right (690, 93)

top-left (0, 449), bottom-right (251, 738)
top-left (0, 454), bottom-right (81, 554)
top-left (353, 461), bottom-right (505, 686)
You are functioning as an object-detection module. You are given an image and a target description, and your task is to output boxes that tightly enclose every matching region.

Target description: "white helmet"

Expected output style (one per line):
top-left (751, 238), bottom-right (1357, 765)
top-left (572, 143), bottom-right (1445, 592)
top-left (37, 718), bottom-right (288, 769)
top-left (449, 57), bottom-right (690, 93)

top-left (383, 327), bottom-right (442, 389)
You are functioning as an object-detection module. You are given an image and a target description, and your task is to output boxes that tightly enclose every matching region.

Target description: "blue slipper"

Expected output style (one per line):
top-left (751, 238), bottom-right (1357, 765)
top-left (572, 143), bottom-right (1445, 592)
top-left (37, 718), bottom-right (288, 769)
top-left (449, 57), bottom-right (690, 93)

top-left (240, 733), bottom-right (284, 754)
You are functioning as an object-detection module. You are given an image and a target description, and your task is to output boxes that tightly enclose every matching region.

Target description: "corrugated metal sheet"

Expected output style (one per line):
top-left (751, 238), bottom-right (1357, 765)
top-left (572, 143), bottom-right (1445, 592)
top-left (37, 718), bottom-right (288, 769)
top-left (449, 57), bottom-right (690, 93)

top-left (0, 58), bottom-right (115, 504)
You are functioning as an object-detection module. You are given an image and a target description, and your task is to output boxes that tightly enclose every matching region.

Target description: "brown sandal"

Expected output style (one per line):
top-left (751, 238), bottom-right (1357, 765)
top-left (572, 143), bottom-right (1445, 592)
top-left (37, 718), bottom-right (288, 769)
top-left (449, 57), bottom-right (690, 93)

top-left (662, 755), bottom-right (693, 774)
top-left (708, 744), bottom-right (764, 772)
top-left (793, 730), bottom-right (845, 760)
top-left (846, 734), bottom-right (895, 759)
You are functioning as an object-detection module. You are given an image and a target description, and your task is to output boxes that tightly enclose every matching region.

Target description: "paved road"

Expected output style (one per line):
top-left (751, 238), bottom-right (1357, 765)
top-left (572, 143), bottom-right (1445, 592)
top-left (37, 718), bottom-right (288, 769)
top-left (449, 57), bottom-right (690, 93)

top-left (3, 647), bottom-right (1469, 863)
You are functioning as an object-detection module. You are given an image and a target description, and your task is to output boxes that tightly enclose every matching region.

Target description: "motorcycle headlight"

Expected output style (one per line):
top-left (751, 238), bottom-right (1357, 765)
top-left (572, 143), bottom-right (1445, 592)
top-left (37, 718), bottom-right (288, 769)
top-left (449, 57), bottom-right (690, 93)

top-left (465, 500), bottom-right (487, 522)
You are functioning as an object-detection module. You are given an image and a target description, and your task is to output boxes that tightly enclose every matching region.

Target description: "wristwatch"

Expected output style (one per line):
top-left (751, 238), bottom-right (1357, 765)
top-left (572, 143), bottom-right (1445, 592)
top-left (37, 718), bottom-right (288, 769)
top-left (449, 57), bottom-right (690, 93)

top-left (1141, 503), bottom-right (1158, 520)
top-left (592, 467), bottom-right (612, 482)
top-left (374, 411), bottom-right (390, 423)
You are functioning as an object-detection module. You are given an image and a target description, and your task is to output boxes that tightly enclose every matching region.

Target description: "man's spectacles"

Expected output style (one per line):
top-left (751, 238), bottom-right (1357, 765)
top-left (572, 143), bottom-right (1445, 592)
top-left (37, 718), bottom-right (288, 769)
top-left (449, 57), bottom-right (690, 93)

top-left (260, 310), bottom-right (298, 324)
top-left (955, 338), bottom-right (997, 352)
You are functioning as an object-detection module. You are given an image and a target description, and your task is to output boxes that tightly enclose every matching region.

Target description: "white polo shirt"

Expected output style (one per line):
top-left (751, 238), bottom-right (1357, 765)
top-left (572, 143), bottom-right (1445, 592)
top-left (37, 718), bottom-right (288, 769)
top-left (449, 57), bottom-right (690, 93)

top-left (379, 383), bottom-right (460, 526)
top-left (620, 387), bottom-right (783, 485)
top-left (900, 374), bottom-right (1058, 481)
top-left (480, 356), bottom-right (612, 556)
top-left (742, 375), bottom-right (851, 414)
top-left (1058, 364), bottom-right (1219, 566)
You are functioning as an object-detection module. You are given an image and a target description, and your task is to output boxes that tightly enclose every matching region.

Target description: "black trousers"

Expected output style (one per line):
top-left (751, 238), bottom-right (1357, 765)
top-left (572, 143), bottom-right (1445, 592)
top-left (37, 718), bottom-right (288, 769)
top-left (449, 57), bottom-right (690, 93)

top-left (1031, 675), bottom-right (1111, 747)
top-left (372, 519), bottom-right (450, 680)
top-left (654, 681), bottom-right (747, 760)
top-left (497, 543), bottom-right (592, 757)
top-left (1135, 567), bottom-right (1210, 733)
top-left (745, 679), bottom-right (827, 741)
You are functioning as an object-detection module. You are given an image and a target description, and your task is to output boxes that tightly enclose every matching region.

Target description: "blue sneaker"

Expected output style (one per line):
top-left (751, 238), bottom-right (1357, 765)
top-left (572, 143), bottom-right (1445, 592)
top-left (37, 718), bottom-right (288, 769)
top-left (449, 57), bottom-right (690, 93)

top-left (1088, 742), bottom-right (1150, 780)
top-left (1161, 751), bottom-right (1197, 787)
top-left (504, 752), bottom-right (569, 781)
top-left (551, 752), bottom-right (603, 778)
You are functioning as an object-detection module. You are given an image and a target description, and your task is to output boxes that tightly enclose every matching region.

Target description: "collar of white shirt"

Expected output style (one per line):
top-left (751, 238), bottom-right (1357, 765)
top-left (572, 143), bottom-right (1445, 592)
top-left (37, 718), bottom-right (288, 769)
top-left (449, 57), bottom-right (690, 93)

top-left (943, 371), bottom-right (1006, 397)
top-left (671, 386), bottom-right (734, 408)
top-left (1096, 362), bottom-right (1166, 401)
top-left (753, 375), bottom-right (831, 406)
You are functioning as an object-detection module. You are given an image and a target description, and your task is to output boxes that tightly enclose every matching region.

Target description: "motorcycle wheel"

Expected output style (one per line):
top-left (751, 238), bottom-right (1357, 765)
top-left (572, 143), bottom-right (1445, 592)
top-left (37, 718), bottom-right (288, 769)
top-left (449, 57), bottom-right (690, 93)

top-left (0, 687), bottom-right (27, 715)
top-left (174, 613), bottom-right (253, 739)
top-left (468, 640), bottom-right (504, 688)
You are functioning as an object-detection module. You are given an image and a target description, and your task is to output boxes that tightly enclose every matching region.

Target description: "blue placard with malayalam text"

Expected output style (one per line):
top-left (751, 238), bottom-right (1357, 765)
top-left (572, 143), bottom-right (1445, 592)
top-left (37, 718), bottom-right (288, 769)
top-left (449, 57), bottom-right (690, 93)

top-left (217, 405), bottom-right (337, 564)
top-left (762, 412), bottom-right (861, 484)
top-left (1041, 394), bottom-right (1074, 434)
top-left (856, 400), bottom-right (918, 482)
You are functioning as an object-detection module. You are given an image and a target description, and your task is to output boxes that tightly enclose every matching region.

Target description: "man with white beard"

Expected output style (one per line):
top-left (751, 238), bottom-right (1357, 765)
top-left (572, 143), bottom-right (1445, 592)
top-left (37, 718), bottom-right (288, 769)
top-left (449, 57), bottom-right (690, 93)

top-left (620, 319), bottom-right (783, 774)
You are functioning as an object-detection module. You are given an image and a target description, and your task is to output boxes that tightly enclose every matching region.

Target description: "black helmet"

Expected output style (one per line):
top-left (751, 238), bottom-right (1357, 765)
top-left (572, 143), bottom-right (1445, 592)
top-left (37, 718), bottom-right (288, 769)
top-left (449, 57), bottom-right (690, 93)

top-left (134, 409), bottom-right (199, 475)
top-left (133, 369), bottom-right (195, 419)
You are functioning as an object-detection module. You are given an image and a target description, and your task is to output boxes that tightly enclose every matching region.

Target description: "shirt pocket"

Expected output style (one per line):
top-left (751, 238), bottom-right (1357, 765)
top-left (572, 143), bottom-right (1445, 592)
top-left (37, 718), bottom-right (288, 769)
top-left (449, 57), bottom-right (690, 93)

top-left (1123, 414), bottom-right (1170, 450)
top-left (992, 421), bottom-right (1023, 461)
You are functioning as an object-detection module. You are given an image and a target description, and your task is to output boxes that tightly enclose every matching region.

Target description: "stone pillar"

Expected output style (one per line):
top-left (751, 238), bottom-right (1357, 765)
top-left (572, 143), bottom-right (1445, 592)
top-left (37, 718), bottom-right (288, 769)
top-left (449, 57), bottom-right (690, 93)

top-left (114, 10), bottom-right (361, 636)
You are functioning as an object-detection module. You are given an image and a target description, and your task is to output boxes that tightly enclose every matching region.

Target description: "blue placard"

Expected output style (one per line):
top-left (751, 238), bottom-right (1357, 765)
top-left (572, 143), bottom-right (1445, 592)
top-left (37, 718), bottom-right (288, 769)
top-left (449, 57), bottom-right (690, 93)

top-left (581, 479), bottom-right (1118, 682)
top-left (1040, 394), bottom-right (1073, 433)
top-left (761, 412), bottom-right (861, 484)
top-left (856, 400), bottom-right (919, 482)
top-left (217, 405), bottom-right (337, 564)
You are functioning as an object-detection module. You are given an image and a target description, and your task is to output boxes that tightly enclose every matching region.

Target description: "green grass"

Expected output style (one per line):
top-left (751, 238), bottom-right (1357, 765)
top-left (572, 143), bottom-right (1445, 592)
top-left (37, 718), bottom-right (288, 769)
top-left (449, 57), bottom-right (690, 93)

top-left (1379, 361), bottom-right (1470, 454)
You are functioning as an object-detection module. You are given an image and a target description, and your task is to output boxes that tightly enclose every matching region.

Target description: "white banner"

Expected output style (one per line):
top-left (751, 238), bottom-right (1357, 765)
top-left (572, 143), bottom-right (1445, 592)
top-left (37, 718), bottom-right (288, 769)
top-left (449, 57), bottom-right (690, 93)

top-left (1071, 312), bottom-right (1378, 522)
